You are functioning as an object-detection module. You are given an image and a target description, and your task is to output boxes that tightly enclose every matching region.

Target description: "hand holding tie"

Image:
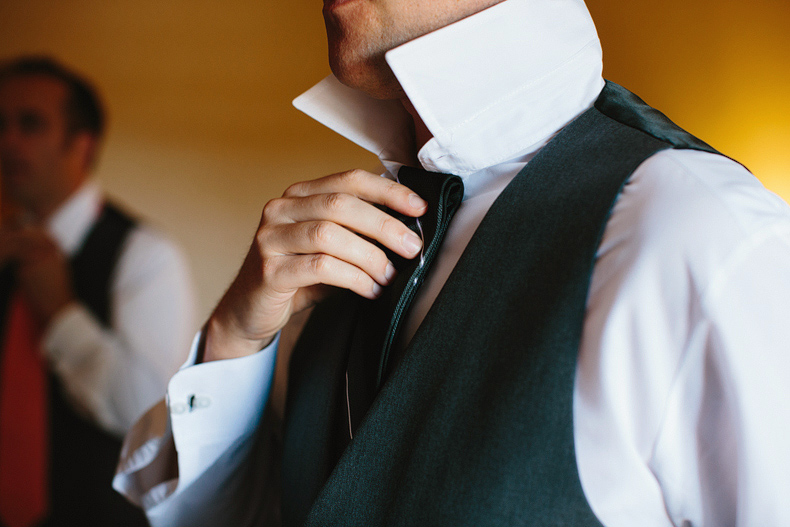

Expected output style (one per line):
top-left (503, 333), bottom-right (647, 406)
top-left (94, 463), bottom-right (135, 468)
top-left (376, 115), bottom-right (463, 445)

top-left (0, 225), bottom-right (74, 326)
top-left (203, 169), bottom-right (428, 362)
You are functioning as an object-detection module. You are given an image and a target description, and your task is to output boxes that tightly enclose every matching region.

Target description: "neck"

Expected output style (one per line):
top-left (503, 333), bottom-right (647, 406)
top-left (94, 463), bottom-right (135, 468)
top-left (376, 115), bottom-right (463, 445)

top-left (29, 175), bottom-right (86, 224)
top-left (401, 97), bottom-right (433, 152)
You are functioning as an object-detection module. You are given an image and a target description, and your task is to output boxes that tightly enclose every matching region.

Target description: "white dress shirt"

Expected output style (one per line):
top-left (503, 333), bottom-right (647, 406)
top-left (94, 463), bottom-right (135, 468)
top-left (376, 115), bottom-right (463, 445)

top-left (115, 0), bottom-right (790, 525)
top-left (42, 181), bottom-right (196, 435)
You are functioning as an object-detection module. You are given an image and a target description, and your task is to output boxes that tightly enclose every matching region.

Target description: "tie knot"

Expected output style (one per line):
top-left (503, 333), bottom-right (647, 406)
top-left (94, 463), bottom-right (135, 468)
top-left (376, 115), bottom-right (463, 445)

top-left (383, 166), bottom-right (464, 273)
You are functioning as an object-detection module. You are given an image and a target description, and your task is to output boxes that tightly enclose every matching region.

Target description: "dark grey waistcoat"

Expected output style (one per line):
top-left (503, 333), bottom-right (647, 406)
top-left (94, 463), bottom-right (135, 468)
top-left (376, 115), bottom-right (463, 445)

top-left (281, 81), bottom-right (724, 526)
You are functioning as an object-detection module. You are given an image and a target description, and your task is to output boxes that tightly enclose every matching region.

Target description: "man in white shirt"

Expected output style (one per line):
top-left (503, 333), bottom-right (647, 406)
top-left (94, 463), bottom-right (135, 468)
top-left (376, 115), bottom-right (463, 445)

top-left (0, 57), bottom-right (196, 526)
top-left (116, 0), bottom-right (790, 525)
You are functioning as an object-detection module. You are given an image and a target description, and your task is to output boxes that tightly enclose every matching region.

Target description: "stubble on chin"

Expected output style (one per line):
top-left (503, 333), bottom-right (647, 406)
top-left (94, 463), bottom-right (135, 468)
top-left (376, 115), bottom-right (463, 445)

top-left (324, 11), bottom-right (404, 100)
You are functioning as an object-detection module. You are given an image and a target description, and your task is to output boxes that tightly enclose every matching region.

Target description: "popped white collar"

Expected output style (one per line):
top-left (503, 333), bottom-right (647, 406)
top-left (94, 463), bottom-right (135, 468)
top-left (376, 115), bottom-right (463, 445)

top-left (46, 180), bottom-right (104, 257)
top-left (293, 0), bottom-right (604, 179)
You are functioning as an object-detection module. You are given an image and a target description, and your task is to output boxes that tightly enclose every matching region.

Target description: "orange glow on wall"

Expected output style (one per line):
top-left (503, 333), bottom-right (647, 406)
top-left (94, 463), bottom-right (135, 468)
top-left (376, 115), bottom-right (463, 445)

top-left (588, 0), bottom-right (790, 199)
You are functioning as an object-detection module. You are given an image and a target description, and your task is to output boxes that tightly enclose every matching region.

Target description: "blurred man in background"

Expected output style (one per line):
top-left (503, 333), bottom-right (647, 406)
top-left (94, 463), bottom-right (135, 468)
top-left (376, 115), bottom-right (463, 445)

top-left (0, 57), bottom-right (196, 527)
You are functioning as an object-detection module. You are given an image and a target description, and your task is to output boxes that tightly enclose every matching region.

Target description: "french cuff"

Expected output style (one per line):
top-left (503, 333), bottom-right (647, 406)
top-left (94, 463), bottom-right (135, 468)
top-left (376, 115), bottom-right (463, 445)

top-left (41, 302), bottom-right (101, 363)
top-left (113, 399), bottom-right (175, 507)
top-left (123, 330), bottom-right (279, 510)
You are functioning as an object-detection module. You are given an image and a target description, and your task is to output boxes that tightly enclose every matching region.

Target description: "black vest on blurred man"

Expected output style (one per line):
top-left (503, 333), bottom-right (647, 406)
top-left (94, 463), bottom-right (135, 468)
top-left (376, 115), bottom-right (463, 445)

top-left (0, 204), bottom-right (148, 527)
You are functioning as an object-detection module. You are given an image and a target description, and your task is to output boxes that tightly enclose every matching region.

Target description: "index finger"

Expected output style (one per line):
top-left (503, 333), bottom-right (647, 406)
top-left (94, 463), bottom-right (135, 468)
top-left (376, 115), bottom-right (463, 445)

top-left (283, 169), bottom-right (428, 218)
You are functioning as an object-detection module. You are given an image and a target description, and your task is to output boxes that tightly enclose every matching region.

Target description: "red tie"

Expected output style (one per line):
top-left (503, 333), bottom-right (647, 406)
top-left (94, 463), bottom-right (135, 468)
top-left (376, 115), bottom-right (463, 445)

top-left (0, 292), bottom-right (49, 527)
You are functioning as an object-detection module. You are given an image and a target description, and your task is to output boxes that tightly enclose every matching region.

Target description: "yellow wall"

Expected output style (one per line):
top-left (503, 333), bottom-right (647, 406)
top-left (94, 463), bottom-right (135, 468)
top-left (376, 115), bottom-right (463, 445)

top-left (588, 0), bottom-right (790, 198)
top-left (2, 1), bottom-right (788, 319)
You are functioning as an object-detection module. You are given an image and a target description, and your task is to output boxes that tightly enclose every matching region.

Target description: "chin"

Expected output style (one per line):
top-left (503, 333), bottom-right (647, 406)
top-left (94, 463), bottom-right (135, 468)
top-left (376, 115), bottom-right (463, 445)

top-left (325, 15), bottom-right (405, 100)
top-left (329, 49), bottom-right (403, 100)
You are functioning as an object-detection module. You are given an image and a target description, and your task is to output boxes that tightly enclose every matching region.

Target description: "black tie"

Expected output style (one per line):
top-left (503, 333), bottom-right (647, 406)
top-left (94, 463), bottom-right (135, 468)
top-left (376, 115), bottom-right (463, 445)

top-left (343, 166), bottom-right (464, 439)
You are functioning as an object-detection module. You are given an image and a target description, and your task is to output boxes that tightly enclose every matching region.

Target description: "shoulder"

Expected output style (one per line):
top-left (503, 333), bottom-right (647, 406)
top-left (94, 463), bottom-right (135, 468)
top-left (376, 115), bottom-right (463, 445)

top-left (617, 148), bottom-right (789, 243)
top-left (633, 148), bottom-right (786, 220)
top-left (114, 219), bottom-right (192, 288)
top-left (600, 148), bottom-right (790, 296)
top-left (579, 148), bottom-right (790, 524)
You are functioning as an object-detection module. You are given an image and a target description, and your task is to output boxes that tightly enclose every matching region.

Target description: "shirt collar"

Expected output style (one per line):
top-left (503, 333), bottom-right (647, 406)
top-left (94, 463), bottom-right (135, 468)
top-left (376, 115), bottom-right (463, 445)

top-left (293, 0), bottom-right (603, 180)
top-left (46, 180), bottom-right (104, 257)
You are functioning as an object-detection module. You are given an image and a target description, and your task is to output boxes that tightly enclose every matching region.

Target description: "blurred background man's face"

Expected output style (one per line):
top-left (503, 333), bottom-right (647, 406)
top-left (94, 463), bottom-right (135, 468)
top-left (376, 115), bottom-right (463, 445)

top-left (323, 0), bottom-right (504, 100)
top-left (0, 76), bottom-right (83, 217)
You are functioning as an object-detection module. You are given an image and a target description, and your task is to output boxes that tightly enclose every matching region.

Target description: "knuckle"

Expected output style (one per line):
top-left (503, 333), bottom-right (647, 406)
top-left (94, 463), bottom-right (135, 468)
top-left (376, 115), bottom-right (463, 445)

top-left (383, 177), bottom-right (400, 192)
top-left (381, 178), bottom-right (402, 201)
top-left (308, 254), bottom-right (330, 275)
top-left (338, 168), bottom-right (364, 186)
top-left (366, 247), bottom-right (387, 271)
top-left (259, 257), bottom-right (277, 282)
top-left (283, 181), bottom-right (306, 197)
top-left (349, 268), bottom-right (370, 289)
top-left (307, 221), bottom-right (333, 246)
top-left (322, 192), bottom-right (346, 213)
top-left (254, 225), bottom-right (271, 248)
top-left (377, 215), bottom-right (398, 237)
top-left (364, 247), bottom-right (378, 267)
top-left (261, 198), bottom-right (282, 222)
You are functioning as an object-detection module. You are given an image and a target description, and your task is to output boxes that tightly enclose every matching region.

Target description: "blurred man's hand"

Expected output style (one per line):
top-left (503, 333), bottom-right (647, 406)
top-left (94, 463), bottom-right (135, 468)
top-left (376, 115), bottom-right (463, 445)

top-left (6, 226), bottom-right (75, 326)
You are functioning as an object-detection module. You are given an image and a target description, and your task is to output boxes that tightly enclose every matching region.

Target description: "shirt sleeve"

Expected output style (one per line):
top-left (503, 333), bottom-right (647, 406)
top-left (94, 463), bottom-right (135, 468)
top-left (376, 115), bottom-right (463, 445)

top-left (114, 332), bottom-right (279, 527)
top-left (649, 224), bottom-right (790, 526)
top-left (41, 226), bottom-right (197, 435)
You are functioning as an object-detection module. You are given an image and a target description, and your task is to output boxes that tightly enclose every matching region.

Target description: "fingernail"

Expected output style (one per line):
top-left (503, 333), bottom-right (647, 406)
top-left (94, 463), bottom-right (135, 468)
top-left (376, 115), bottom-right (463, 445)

top-left (384, 262), bottom-right (397, 283)
top-left (409, 193), bottom-right (427, 210)
top-left (403, 231), bottom-right (422, 255)
top-left (372, 283), bottom-right (383, 297)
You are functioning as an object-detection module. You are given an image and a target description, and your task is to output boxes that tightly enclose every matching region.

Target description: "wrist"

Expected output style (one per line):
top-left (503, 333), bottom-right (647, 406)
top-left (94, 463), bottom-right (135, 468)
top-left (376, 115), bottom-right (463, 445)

top-left (202, 313), bottom-right (274, 363)
top-left (40, 295), bottom-right (77, 330)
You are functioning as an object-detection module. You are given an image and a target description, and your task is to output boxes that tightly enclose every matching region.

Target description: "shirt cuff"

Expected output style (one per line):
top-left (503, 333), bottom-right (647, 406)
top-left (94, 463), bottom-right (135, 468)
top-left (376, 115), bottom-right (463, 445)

top-left (164, 330), bottom-right (279, 494)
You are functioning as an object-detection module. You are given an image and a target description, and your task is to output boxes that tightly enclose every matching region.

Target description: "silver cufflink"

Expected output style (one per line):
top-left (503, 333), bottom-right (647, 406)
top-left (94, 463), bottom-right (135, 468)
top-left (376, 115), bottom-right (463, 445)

top-left (171, 394), bottom-right (212, 414)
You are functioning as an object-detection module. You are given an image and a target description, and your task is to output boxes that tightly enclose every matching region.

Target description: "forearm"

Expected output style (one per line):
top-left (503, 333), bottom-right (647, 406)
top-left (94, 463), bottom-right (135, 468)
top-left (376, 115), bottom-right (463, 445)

top-left (43, 303), bottom-right (176, 433)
